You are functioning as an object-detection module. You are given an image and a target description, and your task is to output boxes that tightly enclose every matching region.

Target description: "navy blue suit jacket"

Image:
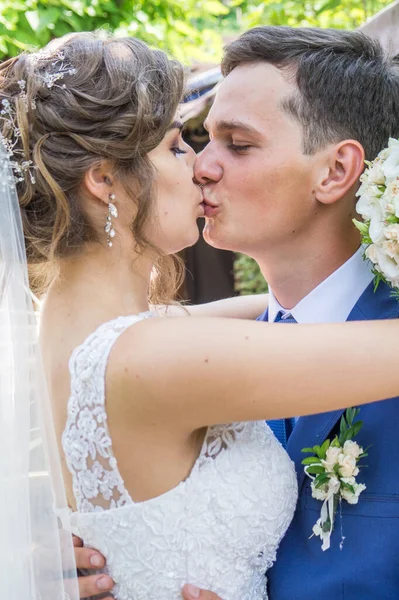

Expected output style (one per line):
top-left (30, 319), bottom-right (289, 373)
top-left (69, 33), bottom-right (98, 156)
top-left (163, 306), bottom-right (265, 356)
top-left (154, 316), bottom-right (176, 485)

top-left (259, 281), bottom-right (399, 600)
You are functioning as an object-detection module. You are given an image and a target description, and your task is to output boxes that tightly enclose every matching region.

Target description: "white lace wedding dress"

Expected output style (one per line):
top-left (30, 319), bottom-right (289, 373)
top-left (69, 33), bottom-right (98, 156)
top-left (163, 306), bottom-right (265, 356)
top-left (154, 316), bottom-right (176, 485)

top-left (62, 314), bottom-right (298, 600)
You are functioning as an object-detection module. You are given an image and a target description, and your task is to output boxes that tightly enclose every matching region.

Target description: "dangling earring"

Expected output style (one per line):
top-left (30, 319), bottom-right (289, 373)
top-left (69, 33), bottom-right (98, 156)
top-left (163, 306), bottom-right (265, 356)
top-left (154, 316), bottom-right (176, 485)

top-left (105, 193), bottom-right (118, 247)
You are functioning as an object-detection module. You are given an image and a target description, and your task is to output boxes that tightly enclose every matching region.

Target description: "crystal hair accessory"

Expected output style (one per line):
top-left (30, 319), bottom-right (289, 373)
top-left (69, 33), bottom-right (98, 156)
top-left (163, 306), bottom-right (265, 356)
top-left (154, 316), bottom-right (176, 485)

top-left (0, 50), bottom-right (76, 186)
top-left (0, 98), bottom-right (37, 185)
top-left (105, 193), bottom-right (118, 247)
top-left (34, 50), bottom-right (77, 90)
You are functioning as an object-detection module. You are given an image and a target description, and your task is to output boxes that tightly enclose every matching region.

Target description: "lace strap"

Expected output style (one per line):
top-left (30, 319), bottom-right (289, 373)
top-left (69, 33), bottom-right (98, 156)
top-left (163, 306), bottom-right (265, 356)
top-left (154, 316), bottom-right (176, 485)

top-left (62, 313), bottom-right (153, 512)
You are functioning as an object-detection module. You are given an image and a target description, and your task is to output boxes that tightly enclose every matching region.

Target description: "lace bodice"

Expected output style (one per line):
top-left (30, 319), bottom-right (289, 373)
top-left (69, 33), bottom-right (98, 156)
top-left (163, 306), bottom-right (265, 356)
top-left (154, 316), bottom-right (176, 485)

top-left (63, 314), bottom-right (298, 600)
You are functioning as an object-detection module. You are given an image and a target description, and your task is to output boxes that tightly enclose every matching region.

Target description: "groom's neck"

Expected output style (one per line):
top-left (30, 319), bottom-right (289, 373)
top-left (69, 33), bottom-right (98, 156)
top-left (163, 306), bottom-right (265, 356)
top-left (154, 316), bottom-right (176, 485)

top-left (255, 234), bottom-right (361, 310)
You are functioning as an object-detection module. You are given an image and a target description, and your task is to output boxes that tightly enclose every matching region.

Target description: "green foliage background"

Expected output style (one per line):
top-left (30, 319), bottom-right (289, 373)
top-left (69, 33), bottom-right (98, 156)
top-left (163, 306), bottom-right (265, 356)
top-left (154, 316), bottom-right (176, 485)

top-left (0, 0), bottom-right (392, 294)
top-left (0, 0), bottom-right (392, 63)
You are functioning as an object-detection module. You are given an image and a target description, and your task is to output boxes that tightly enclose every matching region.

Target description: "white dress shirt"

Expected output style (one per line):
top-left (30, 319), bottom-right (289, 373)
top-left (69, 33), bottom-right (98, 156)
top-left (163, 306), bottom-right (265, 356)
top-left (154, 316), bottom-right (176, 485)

top-left (268, 246), bottom-right (374, 324)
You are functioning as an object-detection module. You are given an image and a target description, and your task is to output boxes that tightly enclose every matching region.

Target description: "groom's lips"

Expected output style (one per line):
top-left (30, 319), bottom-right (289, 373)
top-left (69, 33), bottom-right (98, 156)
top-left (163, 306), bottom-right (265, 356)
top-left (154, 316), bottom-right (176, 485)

top-left (202, 196), bottom-right (219, 218)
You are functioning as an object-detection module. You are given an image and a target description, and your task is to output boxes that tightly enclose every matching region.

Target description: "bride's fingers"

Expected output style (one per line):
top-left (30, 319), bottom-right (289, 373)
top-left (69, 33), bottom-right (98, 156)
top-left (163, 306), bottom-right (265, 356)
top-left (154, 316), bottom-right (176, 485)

top-left (78, 573), bottom-right (114, 599)
top-left (73, 535), bottom-right (83, 547)
top-left (182, 584), bottom-right (223, 599)
top-left (74, 545), bottom-right (106, 570)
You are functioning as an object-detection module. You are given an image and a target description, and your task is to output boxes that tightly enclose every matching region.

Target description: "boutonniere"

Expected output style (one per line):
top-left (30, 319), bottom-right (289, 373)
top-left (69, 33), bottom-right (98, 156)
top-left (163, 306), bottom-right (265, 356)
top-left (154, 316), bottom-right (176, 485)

top-left (301, 408), bottom-right (368, 551)
top-left (354, 137), bottom-right (399, 295)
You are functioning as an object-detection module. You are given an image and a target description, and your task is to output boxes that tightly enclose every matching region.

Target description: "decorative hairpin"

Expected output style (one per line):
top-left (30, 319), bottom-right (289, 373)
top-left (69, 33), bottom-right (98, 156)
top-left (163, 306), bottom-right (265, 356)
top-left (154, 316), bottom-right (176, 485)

top-left (0, 50), bottom-right (76, 185)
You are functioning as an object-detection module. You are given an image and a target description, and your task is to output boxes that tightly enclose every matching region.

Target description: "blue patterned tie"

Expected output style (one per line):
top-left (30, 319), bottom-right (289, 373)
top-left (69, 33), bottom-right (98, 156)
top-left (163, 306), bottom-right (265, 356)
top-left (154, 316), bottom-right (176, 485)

top-left (267, 311), bottom-right (297, 448)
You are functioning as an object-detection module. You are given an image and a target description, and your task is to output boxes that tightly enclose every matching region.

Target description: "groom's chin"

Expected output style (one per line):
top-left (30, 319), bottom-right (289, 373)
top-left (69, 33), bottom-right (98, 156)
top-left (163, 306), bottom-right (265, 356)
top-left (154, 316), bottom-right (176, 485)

top-left (202, 220), bottom-right (222, 249)
top-left (202, 222), bottom-right (234, 252)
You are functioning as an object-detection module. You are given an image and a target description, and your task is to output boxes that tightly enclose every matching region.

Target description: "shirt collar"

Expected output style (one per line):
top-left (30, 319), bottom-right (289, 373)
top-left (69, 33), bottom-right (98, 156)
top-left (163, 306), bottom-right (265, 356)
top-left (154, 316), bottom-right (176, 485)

top-left (268, 246), bottom-right (374, 324)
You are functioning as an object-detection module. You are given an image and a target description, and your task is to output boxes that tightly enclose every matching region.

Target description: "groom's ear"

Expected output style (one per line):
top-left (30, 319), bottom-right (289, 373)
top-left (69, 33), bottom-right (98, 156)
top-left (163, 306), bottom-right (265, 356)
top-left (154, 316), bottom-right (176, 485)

top-left (314, 140), bottom-right (365, 205)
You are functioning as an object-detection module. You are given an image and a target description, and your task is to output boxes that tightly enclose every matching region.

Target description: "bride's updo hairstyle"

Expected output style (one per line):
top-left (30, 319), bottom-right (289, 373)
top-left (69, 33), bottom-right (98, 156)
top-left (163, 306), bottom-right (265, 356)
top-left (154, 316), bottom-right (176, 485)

top-left (0, 32), bottom-right (185, 300)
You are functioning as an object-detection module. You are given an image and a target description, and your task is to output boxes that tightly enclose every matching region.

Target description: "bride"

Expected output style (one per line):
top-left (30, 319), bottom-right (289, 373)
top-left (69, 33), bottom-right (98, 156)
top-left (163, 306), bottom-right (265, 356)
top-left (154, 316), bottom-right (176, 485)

top-left (1, 31), bottom-right (399, 600)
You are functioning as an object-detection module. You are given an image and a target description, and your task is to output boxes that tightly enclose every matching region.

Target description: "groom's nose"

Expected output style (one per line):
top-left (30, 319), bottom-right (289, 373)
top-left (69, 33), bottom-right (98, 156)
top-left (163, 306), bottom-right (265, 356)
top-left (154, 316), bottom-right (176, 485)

top-left (194, 143), bottom-right (223, 185)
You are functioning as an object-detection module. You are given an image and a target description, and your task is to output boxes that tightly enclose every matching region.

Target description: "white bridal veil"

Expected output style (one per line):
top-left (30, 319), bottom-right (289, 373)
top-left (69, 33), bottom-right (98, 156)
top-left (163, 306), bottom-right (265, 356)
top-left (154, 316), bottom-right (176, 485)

top-left (0, 142), bottom-right (79, 599)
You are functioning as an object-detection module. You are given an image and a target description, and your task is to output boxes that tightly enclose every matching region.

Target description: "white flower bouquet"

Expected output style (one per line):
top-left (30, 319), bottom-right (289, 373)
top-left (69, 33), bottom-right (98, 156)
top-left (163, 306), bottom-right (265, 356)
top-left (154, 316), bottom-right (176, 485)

top-left (354, 138), bottom-right (399, 291)
top-left (301, 408), bottom-right (368, 551)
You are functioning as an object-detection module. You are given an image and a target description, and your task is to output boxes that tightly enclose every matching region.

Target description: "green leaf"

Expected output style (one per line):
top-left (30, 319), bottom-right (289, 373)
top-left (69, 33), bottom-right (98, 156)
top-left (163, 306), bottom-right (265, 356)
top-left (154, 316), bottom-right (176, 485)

top-left (322, 518), bottom-right (333, 533)
top-left (319, 438), bottom-right (330, 459)
top-left (341, 421), bottom-right (363, 444)
top-left (301, 457), bottom-right (322, 465)
top-left (345, 407), bottom-right (355, 425)
top-left (301, 447), bottom-right (315, 453)
top-left (313, 444), bottom-right (323, 458)
top-left (341, 482), bottom-right (355, 493)
top-left (352, 218), bottom-right (369, 237)
top-left (202, 0), bottom-right (230, 15)
top-left (340, 415), bottom-right (347, 436)
top-left (315, 0), bottom-right (341, 15)
top-left (314, 473), bottom-right (330, 487)
top-left (305, 465), bottom-right (326, 475)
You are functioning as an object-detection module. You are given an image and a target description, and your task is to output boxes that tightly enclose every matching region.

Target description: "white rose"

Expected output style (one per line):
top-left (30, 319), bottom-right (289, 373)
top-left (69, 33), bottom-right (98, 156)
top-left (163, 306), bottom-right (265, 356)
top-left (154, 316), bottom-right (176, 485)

top-left (311, 481), bottom-right (329, 501)
top-left (382, 147), bottom-right (399, 182)
top-left (356, 181), bottom-right (383, 219)
top-left (378, 147), bottom-right (390, 161)
top-left (369, 203), bottom-right (385, 244)
top-left (341, 482), bottom-right (367, 505)
top-left (388, 137), bottom-right (399, 150)
top-left (372, 245), bottom-right (399, 285)
top-left (338, 454), bottom-right (358, 478)
top-left (382, 240), bottom-right (399, 262)
top-left (367, 162), bottom-right (386, 185)
top-left (365, 243), bottom-right (379, 265)
top-left (384, 223), bottom-right (399, 243)
top-left (356, 190), bottom-right (375, 220)
top-left (384, 180), bottom-right (399, 217)
top-left (321, 446), bottom-right (341, 471)
top-left (343, 440), bottom-right (363, 459)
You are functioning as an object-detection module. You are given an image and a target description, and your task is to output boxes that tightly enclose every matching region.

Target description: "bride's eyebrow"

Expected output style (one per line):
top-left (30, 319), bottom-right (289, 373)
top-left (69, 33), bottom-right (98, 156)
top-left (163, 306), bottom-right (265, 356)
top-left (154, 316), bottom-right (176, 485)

top-left (168, 120), bottom-right (184, 132)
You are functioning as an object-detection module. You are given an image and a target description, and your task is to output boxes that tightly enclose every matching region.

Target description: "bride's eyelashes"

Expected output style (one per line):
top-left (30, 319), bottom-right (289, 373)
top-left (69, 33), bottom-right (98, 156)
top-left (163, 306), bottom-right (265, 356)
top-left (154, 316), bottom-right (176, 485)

top-left (170, 133), bottom-right (188, 156)
top-left (171, 146), bottom-right (188, 156)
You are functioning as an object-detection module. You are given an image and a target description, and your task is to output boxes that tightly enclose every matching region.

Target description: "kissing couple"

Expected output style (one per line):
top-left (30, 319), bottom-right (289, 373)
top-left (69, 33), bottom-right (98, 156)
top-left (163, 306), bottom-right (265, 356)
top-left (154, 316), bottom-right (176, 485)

top-left (1, 24), bottom-right (399, 600)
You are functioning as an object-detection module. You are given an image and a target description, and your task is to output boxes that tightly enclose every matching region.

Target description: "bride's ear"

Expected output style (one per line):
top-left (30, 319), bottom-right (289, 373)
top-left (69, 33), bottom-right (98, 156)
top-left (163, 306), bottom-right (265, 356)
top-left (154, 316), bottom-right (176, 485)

top-left (314, 140), bottom-right (365, 205)
top-left (83, 162), bottom-right (115, 206)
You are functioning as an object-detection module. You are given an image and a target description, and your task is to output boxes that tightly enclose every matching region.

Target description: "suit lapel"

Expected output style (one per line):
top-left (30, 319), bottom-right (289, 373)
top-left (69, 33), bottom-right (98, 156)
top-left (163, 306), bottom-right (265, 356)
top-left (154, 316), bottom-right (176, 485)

top-left (287, 280), bottom-right (399, 491)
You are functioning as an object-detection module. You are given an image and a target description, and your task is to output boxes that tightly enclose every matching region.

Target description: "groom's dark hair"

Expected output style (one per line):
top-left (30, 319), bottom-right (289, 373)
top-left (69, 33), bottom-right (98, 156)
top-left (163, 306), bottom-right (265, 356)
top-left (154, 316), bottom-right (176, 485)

top-left (222, 27), bottom-right (399, 160)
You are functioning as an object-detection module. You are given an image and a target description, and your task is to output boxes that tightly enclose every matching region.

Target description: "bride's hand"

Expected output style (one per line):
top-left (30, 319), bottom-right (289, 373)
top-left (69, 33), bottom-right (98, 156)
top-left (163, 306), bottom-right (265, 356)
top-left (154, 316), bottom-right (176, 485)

top-left (73, 535), bottom-right (114, 599)
top-left (182, 584), bottom-right (223, 599)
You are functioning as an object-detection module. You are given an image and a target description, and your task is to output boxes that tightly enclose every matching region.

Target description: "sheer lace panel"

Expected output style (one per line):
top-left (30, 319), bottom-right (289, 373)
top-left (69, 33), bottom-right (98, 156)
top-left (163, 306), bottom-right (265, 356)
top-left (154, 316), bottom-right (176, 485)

top-left (62, 314), bottom-right (154, 512)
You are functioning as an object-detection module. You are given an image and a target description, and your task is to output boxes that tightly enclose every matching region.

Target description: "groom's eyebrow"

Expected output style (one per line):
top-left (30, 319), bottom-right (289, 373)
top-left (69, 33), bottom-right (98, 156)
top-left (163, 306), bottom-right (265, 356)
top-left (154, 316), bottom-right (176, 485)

top-left (203, 118), bottom-right (260, 137)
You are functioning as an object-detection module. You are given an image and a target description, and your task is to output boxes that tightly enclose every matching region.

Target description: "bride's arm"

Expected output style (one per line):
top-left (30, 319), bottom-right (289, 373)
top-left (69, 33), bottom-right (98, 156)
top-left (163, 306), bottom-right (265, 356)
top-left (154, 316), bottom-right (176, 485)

top-left (111, 317), bottom-right (399, 429)
top-left (150, 294), bottom-right (268, 320)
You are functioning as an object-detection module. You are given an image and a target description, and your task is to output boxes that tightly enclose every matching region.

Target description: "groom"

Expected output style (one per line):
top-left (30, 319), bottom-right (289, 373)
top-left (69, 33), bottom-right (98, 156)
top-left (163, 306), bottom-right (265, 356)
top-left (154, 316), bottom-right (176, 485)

top-left (182, 25), bottom-right (399, 600)
top-left (75, 26), bottom-right (399, 600)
